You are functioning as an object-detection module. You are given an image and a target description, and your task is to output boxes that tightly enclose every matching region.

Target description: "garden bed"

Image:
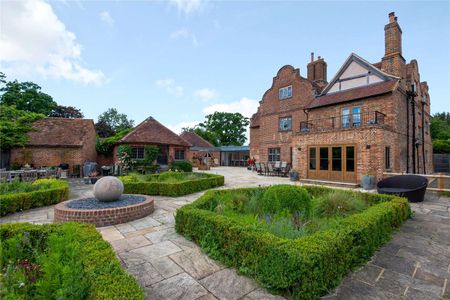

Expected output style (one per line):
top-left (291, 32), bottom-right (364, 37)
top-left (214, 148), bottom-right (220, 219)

top-left (0, 222), bottom-right (144, 299)
top-left (120, 172), bottom-right (225, 197)
top-left (0, 179), bottom-right (69, 216)
top-left (175, 185), bottom-right (411, 299)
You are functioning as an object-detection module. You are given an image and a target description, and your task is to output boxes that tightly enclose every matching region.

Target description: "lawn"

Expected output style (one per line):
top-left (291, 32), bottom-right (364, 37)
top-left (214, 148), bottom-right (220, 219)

top-left (120, 171), bottom-right (224, 197)
top-left (0, 222), bottom-right (144, 300)
top-left (175, 185), bottom-right (411, 299)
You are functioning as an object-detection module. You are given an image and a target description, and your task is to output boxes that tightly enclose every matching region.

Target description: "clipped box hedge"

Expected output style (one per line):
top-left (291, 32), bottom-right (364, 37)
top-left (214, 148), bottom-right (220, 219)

top-left (0, 222), bottom-right (144, 299)
top-left (175, 185), bottom-right (411, 299)
top-left (0, 179), bottom-right (69, 216)
top-left (121, 172), bottom-right (225, 197)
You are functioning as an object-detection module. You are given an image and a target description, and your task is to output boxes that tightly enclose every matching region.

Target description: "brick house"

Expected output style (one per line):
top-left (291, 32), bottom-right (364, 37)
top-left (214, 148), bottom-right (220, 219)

top-left (10, 118), bottom-right (97, 173)
top-left (114, 117), bottom-right (191, 165)
top-left (250, 12), bottom-right (433, 184)
top-left (180, 131), bottom-right (220, 166)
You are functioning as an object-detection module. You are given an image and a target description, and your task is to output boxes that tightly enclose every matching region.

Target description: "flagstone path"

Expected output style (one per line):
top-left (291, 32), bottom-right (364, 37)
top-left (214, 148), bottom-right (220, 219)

top-left (1, 167), bottom-right (449, 299)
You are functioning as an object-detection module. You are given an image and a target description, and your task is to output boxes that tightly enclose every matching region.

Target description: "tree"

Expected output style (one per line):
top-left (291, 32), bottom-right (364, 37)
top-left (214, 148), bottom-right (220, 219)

top-left (182, 126), bottom-right (219, 146)
top-left (0, 78), bottom-right (57, 116)
top-left (50, 105), bottom-right (84, 118)
top-left (197, 112), bottom-right (249, 146)
top-left (0, 105), bottom-right (44, 149)
top-left (430, 112), bottom-right (450, 140)
top-left (96, 108), bottom-right (134, 137)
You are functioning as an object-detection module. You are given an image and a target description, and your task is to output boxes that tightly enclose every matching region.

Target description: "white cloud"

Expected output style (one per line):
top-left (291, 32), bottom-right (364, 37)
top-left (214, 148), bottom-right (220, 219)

top-left (155, 79), bottom-right (184, 97)
top-left (194, 88), bottom-right (218, 102)
top-left (99, 11), bottom-right (114, 27)
top-left (170, 28), bottom-right (198, 47)
top-left (167, 120), bottom-right (201, 134)
top-left (169, 0), bottom-right (206, 15)
top-left (0, 0), bottom-right (106, 85)
top-left (202, 97), bottom-right (259, 118)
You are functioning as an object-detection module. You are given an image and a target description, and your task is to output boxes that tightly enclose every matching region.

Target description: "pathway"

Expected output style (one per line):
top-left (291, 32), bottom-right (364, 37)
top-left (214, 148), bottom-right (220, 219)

top-left (0, 167), bottom-right (449, 299)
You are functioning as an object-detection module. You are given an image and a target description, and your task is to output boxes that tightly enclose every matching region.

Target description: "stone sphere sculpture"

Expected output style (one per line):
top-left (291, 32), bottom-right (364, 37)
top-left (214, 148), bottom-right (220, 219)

top-left (93, 176), bottom-right (124, 202)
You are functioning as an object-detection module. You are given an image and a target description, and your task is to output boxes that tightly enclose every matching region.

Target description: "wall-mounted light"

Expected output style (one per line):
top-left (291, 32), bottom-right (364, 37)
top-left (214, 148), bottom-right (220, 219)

top-left (366, 145), bottom-right (371, 149)
top-left (297, 147), bottom-right (302, 151)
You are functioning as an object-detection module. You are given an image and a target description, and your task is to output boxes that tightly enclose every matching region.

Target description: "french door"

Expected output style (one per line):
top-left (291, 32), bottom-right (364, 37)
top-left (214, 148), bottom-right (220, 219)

top-left (307, 145), bottom-right (356, 182)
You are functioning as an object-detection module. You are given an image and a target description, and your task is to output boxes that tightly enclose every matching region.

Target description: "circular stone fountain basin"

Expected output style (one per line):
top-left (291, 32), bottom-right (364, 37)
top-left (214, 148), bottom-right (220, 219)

top-left (54, 194), bottom-right (154, 227)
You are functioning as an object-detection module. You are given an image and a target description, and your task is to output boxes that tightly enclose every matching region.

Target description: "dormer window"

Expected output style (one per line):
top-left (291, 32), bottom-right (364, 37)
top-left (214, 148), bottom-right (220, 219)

top-left (279, 85), bottom-right (292, 100)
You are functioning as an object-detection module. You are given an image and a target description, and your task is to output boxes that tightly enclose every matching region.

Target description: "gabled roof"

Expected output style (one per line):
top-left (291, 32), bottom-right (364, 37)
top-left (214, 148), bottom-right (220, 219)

top-left (320, 53), bottom-right (399, 96)
top-left (27, 118), bottom-right (94, 147)
top-left (307, 80), bottom-right (398, 109)
top-left (180, 131), bottom-right (214, 148)
top-left (118, 117), bottom-right (191, 147)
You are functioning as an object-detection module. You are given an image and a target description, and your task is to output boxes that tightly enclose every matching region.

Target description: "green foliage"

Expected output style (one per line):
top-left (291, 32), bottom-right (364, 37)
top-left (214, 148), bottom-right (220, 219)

top-left (96, 128), bottom-right (132, 156)
top-left (0, 179), bottom-right (68, 216)
top-left (0, 104), bottom-right (44, 149)
top-left (144, 145), bottom-right (159, 165)
top-left (49, 105), bottom-right (84, 119)
top-left (261, 185), bottom-right (312, 218)
top-left (432, 139), bottom-right (450, 154)
top-left (120, 172), bottom-right (224, 197)
top-left (170, 160), bottom-right (193, 172)
top-left (430, 112), bottom-right (450, 140)
top-left (175, 186), bottom-right (411, 299)
top-left (0, 79), bottom-right (57, 116)
top-left (96, 108), bottom-right (134, 137)
top-left (314, 191), bottom-right (368, 218)
top-left (0, 223), bottom-right (144, 300)
top-left (117, 144), bottom-right (134, 173)
top-left (187, 112), bottom-right (250, 146)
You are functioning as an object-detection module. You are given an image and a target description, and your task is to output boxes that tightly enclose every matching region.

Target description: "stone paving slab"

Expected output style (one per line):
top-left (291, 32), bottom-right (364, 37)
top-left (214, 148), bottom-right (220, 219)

top-left (1, 171), bottom-right (450, 300)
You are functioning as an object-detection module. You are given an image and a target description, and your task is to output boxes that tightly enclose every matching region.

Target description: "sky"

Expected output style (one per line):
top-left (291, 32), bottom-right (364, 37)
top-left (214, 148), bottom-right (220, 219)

top-left (1, 0), bottom-right (449, 135)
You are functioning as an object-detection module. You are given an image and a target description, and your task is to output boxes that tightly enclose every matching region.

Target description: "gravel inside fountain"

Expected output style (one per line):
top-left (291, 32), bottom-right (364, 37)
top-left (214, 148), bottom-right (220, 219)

top-left (67, 195), bottom-right (145, 209)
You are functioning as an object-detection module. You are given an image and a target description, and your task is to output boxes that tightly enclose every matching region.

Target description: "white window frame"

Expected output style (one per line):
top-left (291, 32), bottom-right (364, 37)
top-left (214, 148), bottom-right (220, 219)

top-left (131, 146), bottom-right (145, 160)
top-left (174, 149), bottom-right (185, 161)
top-left (342, 108), bottom-right (350, 128)
top-left (278, 85), bottom-right (292, 100)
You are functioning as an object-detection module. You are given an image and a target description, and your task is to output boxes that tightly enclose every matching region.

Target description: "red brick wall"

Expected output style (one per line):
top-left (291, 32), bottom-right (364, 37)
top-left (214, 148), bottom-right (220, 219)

top-left (11, 147), bottom-right (83, 169)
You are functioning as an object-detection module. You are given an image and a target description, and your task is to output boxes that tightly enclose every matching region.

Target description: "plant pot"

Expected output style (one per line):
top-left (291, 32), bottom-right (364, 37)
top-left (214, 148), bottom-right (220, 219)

top-left (83, 177), bottom-right (90, 184)
top-left (90, 177), bottom-right (98, 184)
top-left (361, 175), bottom-right (375, 190)
top-left (289, 171), bottom-right (299, 181)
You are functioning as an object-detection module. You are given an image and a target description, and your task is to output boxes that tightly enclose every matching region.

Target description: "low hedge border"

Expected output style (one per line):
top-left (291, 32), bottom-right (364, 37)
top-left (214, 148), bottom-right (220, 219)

top-left (0, 179), bottom-right (69, 216)
top-left (175, 185), bottom-right (411, 299)
top-left (121, 172), bottom-right (225, 197)
top-left (0, 222), bottom-right (145, 299)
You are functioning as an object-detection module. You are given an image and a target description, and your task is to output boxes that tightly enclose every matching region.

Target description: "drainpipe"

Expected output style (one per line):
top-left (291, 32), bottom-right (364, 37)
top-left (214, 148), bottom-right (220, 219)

top-left (406, 95), bottom-right (409, 172)
top-left (409, 84), bottom-right (416, 174)
top-left (421, 97), bottom-right (426, 174)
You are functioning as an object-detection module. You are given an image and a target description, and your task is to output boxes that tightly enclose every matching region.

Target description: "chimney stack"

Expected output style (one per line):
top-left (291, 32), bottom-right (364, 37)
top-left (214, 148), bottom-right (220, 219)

top-left (307, 54), bottom-right (327, 84)
top-left (381, 11), bottom-right (405, 79)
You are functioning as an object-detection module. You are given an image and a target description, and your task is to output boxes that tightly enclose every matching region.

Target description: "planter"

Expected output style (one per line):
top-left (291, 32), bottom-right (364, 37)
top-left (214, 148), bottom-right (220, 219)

top-left (90, 177), bottom-right (98, 184)
top-left (83, 177), bottom-right (91, 184)
top-left (361, 175), bottom-right (375, 190)
top-left (289, 171), bottom-right (299, 181)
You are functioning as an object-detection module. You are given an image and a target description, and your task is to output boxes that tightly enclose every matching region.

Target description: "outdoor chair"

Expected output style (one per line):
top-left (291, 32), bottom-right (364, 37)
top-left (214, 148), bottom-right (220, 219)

top-left (267, 162), bottom-right (275, 176)
top-left (260, 163), bottom-right (267, 176)
top-left (72, 165), bottom-right (81, 178)
top-left (0, 171), bottom-right (11, 182)
top-left (255, 162), bottom-right (262, 175)
top-left (280, 163), bottom-right (291, 177)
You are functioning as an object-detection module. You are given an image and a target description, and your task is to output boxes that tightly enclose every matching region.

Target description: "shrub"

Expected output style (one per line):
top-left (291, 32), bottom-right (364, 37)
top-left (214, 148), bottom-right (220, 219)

top-left (0, 223), bottom-right (144, 300)
top-left (433, 139), bottom-right (450, 154)
top-left (170, 160), bottom-right (193, 172)
top-left (314, 191), bottom-right (368, 218)
top-left (175, 186), bottom-right (411, 299)
top-left (261, 185), bottom-right (312, 218)
top-left (0, 179), bottom-right (69, 216)
top-left (121, 172), bottom-right (224, 197)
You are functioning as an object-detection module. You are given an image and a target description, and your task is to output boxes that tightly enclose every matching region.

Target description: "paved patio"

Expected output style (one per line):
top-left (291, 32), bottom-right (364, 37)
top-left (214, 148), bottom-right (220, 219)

top-left (1, 167), bottom-right (449, 299)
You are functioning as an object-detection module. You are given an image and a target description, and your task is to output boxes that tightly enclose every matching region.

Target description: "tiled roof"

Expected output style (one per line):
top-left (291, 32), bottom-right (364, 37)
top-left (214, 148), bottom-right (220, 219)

top-left (118, 117), bottom-right (191, 147)
top-left (372, 62), bottom-right (382, 69)
top-left (27, 118), bottom-right (94, 147)
top-left (180, 131), bottom-right (214, 148)
top-left (307, 80), bottom-right (398, 109)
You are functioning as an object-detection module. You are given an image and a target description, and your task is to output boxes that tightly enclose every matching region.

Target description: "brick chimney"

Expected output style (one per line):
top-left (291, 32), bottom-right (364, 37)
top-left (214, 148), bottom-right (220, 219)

top-left (307, 52), bottom-right (327, 84)
top-left (381, 12), bottom-right (406, 80)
